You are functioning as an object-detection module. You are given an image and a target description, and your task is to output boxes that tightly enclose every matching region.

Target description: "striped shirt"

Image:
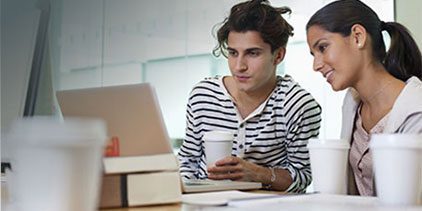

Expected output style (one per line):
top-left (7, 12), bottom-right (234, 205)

top-left (177, 75), bottom-right (322, 192)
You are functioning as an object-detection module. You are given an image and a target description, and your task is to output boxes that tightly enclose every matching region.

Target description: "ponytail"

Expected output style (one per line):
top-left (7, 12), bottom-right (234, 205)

top-left (382, 22), bottom-right (422, 81)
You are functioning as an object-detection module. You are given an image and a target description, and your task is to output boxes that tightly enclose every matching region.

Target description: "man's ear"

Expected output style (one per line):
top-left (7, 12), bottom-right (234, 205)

top-left (274, 47), bottom-right (286, 65)
top-left (350, 24), bottom-right (367, 49)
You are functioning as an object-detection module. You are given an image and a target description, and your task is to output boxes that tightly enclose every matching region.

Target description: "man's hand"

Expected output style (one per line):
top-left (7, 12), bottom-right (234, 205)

top-left (207, 156), bottom-right (260, 182)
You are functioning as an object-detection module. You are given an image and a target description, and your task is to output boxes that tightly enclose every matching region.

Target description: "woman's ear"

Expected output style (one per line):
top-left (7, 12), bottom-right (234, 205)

top-left (350, 24), bottom-right (367, 49)
top-left (274, 47), bottom-right (286, 65)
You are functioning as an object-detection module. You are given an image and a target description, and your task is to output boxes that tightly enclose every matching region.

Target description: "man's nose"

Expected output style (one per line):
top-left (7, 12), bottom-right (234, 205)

top-left (234, 56), bottom-right (247, 71)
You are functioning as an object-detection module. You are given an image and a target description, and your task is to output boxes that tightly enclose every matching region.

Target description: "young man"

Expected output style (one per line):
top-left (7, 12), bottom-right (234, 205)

top-left (178, 0), bottom-right (321, 192)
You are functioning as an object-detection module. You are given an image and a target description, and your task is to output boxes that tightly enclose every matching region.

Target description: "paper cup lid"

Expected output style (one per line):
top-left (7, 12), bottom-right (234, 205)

top-left (203, 131), bottom-right (234, 142)
top-left (6, 116), bottom-right (107, 147)
top-left (307, 138), bottom-right (350, 149)
top-left (370, 134), bottom-right (422, 149)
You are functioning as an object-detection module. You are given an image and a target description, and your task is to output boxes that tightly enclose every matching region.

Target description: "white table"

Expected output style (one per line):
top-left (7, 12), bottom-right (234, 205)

top-left (184, 192), bottom-right (422, 211)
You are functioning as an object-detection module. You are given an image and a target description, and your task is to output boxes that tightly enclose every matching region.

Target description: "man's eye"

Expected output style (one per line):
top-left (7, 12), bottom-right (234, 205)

top-left (228, 51), bottom-right (237, 56)
top-left (249, 51), bottom-right (259, 56)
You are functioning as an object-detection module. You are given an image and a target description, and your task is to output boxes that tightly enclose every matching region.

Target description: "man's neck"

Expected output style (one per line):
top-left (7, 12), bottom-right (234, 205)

top-left (224, 76), bottom-right (277, 119)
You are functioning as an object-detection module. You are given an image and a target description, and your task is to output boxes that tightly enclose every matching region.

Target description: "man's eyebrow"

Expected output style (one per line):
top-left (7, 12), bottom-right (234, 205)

top-left (226, 47), bottom-right (262, 51)
top-left (245, 47), bottom-right (262, 52)
top-left (226, 47), bottom-right (236, 51)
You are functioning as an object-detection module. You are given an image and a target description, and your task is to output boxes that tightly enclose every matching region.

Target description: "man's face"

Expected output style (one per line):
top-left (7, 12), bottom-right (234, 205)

top-left (227, 31), bottom-right (284, 94)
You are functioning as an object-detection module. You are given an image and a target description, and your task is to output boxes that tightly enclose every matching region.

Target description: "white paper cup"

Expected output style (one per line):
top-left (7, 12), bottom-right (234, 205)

top-left (6, 117), bottom-right (107, 211)
top-left (307, 139), bottom-right (350, 194)
top-left (203, 131), bottom-right (233, 166)
top-left (370, 134), bottom-right (422, 206)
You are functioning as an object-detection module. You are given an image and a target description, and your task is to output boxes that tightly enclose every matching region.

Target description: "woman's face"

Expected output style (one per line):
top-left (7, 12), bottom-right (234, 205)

top-left (307, 25), bottom-right (362, 91)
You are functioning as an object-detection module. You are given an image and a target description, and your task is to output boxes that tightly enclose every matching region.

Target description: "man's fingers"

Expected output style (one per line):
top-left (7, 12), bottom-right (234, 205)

top-left (208, 171), bottom-right (243, 180)
top-left (207, 164), bottom-right (242, 173)
top-left (215, 156), bottom-right (239, 166)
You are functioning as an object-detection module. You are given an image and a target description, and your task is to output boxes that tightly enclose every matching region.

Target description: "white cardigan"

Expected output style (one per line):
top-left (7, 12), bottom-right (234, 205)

top-left (341, 76), bottom-right (422, 141)
top-left (340, 76), bottom-right (422, 195)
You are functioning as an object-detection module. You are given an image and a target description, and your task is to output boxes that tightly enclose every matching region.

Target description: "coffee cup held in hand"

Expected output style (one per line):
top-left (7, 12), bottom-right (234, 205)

top-left (203, 131), bottom-right (234, 167)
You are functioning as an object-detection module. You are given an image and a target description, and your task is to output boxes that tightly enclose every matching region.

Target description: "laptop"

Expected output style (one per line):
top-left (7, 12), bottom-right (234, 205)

top-left (56, 83), bottom-right (172, 157)
top-left (56, 83), bottom-right (261, 193)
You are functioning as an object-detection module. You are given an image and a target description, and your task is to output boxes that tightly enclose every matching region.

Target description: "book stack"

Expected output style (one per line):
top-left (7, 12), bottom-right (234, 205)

top-left (98, 138), bottom-right (182, 208)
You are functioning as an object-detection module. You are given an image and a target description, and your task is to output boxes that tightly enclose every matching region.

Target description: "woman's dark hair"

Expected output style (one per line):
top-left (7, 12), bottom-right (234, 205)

top-left (213, 0), bottom-right (293, 57)
top-left (306, 0), bottom-right (422, 81)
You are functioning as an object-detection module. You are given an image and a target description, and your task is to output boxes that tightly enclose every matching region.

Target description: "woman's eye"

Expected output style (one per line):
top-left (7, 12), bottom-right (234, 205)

top-left (318, 44), bottom-right (328, 53)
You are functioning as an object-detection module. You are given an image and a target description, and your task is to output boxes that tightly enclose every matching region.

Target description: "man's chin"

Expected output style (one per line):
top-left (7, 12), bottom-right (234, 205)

top-left (235, 81), bottom-right (250, 90)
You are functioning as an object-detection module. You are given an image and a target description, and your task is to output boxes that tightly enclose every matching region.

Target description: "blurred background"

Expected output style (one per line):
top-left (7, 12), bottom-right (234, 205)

top-left (2, 0), bottom-right (421, 161)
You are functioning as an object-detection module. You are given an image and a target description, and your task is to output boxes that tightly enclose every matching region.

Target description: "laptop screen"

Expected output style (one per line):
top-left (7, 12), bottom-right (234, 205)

top-left (56, 83), bottom-right (173, 157)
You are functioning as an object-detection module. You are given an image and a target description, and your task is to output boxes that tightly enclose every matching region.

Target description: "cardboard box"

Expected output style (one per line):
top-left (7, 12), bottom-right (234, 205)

top-left (98, 127), bottom-right (181, 208)
top-left (99, 172), bottom-right (181, 208)
top-left (99, 153), bottom-right (182, 208)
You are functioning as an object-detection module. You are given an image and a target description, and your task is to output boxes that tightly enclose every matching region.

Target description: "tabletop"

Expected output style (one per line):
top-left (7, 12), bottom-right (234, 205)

top-left (3, 178), bottom-right (421, 211)
top-left (100, 191), bottom-right (422, 211)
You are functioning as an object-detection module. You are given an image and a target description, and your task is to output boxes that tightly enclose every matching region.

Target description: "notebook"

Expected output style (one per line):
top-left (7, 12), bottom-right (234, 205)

top-left (56, 83), bottom-right (262, 193)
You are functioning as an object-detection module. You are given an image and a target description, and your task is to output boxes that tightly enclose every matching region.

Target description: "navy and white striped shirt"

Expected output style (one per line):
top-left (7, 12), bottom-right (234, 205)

top-left (177, 75), bottom-right (322, 192)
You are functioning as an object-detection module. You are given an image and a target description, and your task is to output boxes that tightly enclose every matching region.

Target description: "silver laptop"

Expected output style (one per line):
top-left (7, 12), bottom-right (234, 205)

top-left (56, 83), bottom-right (261, 193)
top-left (56, 83), bottom-right (172, 157)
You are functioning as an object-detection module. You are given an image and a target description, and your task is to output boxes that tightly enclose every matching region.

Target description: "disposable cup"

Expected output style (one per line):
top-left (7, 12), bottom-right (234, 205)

top-left (307, 139), bottom-right (350, 194)
top-left (6, 117), bottom-right (107, 211)
top-left (203, 131), bottom-right (233, 166)
top-left (370, 134), bottom-right (422, 206)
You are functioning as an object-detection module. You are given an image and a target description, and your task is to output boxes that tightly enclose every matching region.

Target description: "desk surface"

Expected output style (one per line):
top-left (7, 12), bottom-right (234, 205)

top-left (100, 190), bottom-right (283, 211)
top-left (3, 181), bottom-right (421, 211)
top-left (100, 192), bottom-right (422, 211)
top-left (101, 204), bottom-right (181, 211)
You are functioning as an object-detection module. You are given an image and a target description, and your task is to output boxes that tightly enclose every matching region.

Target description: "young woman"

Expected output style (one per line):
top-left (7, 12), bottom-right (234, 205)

top-left (306, 0), bottom-right (422, 195)
top-left (178, 0), bottom-right (322, 192)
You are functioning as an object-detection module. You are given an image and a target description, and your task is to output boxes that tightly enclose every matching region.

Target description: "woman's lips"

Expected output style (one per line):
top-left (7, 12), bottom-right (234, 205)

top-left (324, 70), bottom-right (334, 83)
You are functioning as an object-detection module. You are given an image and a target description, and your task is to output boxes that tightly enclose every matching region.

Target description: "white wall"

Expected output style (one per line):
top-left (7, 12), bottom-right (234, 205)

top-left (396, 0), bottom-right (422, 49)
top-left (1, 0), bottom-right (41, 159)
